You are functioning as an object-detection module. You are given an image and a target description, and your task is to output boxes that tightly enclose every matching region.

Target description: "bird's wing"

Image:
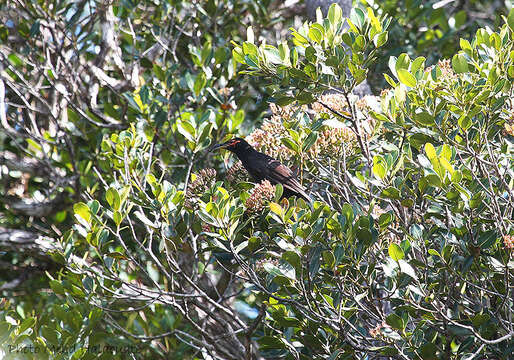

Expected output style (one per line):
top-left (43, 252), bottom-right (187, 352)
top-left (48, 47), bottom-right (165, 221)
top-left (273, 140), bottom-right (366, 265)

top-left (265, 159), bottom-right (311, 201)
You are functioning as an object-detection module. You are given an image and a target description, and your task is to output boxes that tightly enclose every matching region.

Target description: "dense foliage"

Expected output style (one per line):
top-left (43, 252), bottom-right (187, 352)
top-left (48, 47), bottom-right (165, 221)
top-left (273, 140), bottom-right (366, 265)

top-left (1, 0), bottom-right (513, 359)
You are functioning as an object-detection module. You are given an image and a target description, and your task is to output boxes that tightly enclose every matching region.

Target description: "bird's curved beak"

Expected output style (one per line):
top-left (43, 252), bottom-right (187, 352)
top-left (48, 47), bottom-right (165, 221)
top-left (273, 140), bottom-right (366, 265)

top-left (210, 141), bottom-right (229, 152)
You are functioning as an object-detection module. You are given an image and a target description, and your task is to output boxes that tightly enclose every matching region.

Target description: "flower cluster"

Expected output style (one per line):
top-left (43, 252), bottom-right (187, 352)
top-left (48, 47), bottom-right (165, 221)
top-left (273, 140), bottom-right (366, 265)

top-left (246, 94), bottom-right (379, 171)
top-left (307, 127), bottom-right (355, 158)
top-left (437, 58), bottom-right (457, 80)
top-left (425, 58), bottom-right (457, 82)
top-left (245, 180), bottom-right (275, 214)
top-left (185, 168), bottom-right (216, 209)
top-left (248, 102), bottom-right (357, 161)
top-left (504, 235), bottom-right (514, 251)
top-left (312, 93), bottom-right (348, 113)
top-left (369, 321), bottom-right (390, 338)
top-left (269, 103), bottom-right (308, 119)
top-left (255, 257), bottom-right (280, 274)
top-left (246, 115), bottom-right (292, 161)
top-left (226, 161), bottom-right (249, 183)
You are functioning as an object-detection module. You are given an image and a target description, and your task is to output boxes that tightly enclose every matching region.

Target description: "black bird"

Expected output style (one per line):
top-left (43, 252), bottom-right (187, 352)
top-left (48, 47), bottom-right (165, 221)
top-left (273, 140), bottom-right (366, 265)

top-left (212, 138), bottom-right (311, 202)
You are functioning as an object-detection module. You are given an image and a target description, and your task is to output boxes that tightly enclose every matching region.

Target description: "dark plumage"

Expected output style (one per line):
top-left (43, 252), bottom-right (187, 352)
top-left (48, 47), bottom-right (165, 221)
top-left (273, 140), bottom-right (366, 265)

top-left (212, 138), bottom-right (311, 202)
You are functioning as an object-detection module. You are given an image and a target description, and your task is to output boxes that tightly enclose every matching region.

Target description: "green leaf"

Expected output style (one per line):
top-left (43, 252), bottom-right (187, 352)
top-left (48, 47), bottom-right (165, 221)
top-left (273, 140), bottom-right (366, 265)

top-left (263, 262), bottom-right (282, 277)
top-left (302, 132), bottom-right (318, 152)
top-left (73, 202), bottom-right (91, 223)
top-left (277, 316), bottom-right (301, 328)
top-left (71, 348), bottom-right (87, 360)
top-left (291, 47), bottom-right (299, 66)
top-left (378, 212), bottom-right (393, 229)
top-left (113, 211), bottom-right (123, 226)
top-left (309, 246), bottom-right (321, 278)
top-left (290, 29), bottom-right (309, 45)
top-left (49, 280), bottom-right (65, 295)
top-left (452, 53), bottom-right (469, 73)
top-left (373, 31), bottom-right (388, 48)
top-left (380, 347), bottom-right (399, 356)
top-left (395, 53), bottom-right (411, 71)
top-left (420, 342), bottom-right (437, 360)
top-left (55, 210), bottom-right (67, 223)
top-left (17, 317), bottom-right (36, 335)
top-left (411, 56), bottom-right (426, 74)
top-left (383, 73), bottom-right (396, 87)
top-left (88, 200), bottom-right (99, 215)
top-left (455, 10), bottom-right (467, 28)
top-left (106, 188), bottom-right (121, 211)
top-left (282, 251), bottom-right (301, 272)
top-left (373, 155), bottom-right (387, 180)
top-left (232, 48), bottom-right (244, 64)
top-left (356, 228), bottom-right (372, 244)
top-left (414, 111), bottom-right (434, 126)
top-left (479, 230), bottom-right (497, 249)
top-left (385, 313), bottom-right (404, 331)
top-left (472, 313), bottom-right (491, 327)
top-left (242, 41), bottom-right (258, 56)
top-left (269, 202), bottom-right (282, 216)
top-left (328, 4), bottom-right (342, 25)
top-left (367, 7), bottom-right (382, 32)
top-left (398, 259), bottom-right (418, 280)
top-left (8, 53), bottom-right (23, 67)
top-left (342, 203), bottom-right (354, 224)
top-left (460, 38), bottom-right (472, 52)
top-left (349, 8), bottom-right (365, 30)
top-left (382, 187), bottom-right (400, 200)
top-left (507, 8), bottom-right (514, 32)
top-left (397, 69), bottom-right (416, 87)
top-left (424, 174), bottom-right (442, 188)
top-left (274, 183), bottom-right (283, 200)
top-left (275, 96), bottom-right (295, 106)
top-left (296, 91), bottom-right (315, 104)
top-left (281, 138), bottom-right (299, 152)
top-left (424, 143), bottom-right (437, 160)
top-left (401, 199), bottom-right (414, 207)
top-left (440, 144), bottom-right (452, 161)
top-left (197, 209), bottom-right (217, 226)
top-left (244, 54), bottom-right (259, 68)
top-left (29, 20), bottom-right (40, 37)
top-left (428, 249), bottom-right (440, 257)
top-left (194, 72), bottom-right (206, 96)
top-left (288, 68), bottom-right (310, 80)
top-left (308, 26), bottom-right (322, 44)
top-left (0, 322), bottom-right (9, 344)
top-left (388, 243), bottom-right (404, 261)
top-left (451, 170), bottom-right (463, 183)
top-left (263, 45), bottom-right (282, 64)
top-left (248, 236), bottom-right (261, 251)
top-left (246, 26), bottom-right (254, 44)
top-left (41, 325), bottom-right (59, 345)
top-left (278, 41), bottom-right (290, 62)
top-left (258, 336), bottom-right (285, 349)
top-left (354, 35), bottom-right (365, 51)
top-left (134, 210), bottom-right (157, 228)
top-left (458, 113), bottom-right (472, 130)
top-left (440, 157), bottom-right (454, 175)
top-left (198, 122), bottom-right (213, 145)
top-left (322, 250), bottom-right (335, 269)
top-left (177, 120), bottom-right (196, 142)
top-left (0, 25), bottom-right (8, 43)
